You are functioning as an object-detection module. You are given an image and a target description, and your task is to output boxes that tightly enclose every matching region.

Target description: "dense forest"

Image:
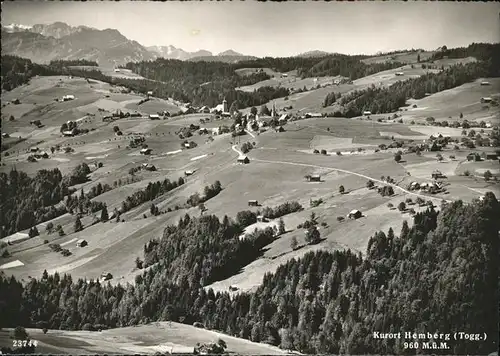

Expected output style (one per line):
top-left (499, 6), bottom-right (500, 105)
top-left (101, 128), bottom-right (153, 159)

top-left (0, 165), bottom-right (109, 237)
top-left (0, 55), bottom-right (59, 91)
top-left (1, 193), bottom-right (498, 355)
top-left (431, 43), bottom-right (500, 76)
top-left (333, 59), bottom-right (496, 117)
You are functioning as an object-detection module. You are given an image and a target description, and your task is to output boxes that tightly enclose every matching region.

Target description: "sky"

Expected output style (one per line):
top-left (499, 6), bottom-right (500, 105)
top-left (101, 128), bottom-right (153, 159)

top-left (2, 1), bottom-right (499, 57)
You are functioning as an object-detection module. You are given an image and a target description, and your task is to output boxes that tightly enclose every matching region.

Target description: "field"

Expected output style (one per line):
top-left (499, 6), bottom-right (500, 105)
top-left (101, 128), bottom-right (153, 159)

top-left (1, 65), bottom-right (499, 354)
top-left (0, 323), bottom-right (290, 355)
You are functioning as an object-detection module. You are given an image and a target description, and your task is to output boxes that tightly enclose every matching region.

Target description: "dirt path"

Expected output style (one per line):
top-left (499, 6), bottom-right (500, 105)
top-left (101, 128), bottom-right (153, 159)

top-left (251, 157), bottom-right (452, 202)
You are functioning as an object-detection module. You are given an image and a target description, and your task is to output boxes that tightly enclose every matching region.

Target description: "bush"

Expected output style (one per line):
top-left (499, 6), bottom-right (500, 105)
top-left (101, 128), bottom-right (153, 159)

top-left (320, 149), bottom-right (327, 155)
top-left (337, 216), bottom-right (345, 222)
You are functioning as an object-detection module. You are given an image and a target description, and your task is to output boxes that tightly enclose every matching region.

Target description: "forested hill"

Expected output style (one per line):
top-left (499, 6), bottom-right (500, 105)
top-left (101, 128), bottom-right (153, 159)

top-left (1, 193), bottom-right (498, 355)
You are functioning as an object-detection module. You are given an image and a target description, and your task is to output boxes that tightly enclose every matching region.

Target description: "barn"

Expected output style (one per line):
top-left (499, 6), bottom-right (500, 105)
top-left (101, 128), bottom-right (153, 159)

top-left (347, 210), bottom-right (362, 219)
top-left (140, 148), bottom-right (152, 155)
top-left (248, 200), bottom-right (258, 207)
top-left (76, 239), bottom-right (88, 247)
top-left (237, 156), bottom-right (250, 164)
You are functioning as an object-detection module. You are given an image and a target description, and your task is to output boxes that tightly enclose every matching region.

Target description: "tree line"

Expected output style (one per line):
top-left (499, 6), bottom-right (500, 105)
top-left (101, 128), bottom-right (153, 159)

top-left (0, 193), bottom-right (497, 355)
top-left (0, 164), bottom-right (110, 237)
top-left (119, 176), bottom-right (186, 214)
top-left (329, 60), bottom-right (496, 117)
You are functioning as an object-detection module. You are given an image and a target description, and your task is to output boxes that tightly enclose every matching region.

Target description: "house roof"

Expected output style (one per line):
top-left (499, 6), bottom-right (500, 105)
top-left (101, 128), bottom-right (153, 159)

top-left (237, 155), bottom-right (249, 160)
top-left (349, 209), bottom-right (361, 214)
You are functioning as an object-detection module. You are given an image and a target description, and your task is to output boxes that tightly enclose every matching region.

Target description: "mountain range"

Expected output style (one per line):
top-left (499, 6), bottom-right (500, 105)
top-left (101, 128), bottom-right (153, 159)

top-left (1, 22), bottom-right (262, 66)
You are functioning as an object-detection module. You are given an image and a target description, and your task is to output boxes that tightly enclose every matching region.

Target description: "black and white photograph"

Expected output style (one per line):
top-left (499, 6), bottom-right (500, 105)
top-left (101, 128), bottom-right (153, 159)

top-left (0, 1), bottom-right (499, 355)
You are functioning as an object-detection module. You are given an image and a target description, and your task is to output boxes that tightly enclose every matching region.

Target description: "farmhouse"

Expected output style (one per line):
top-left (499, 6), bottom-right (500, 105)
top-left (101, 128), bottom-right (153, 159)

top-left (62, 130), bottom-right (76, 137)
top-left (257, 215), bottom-right (267, 222)
top-left (62, 94), bottom-right (75, 101)
top-left (184, 142), bottom-right (192, 149)
top-left (76, 239), bottom-right (88, 247)
top-left (147, 91), bottom-right (153, 96)
top-left (432, 170), bottom-right (444, 179)
top-left (279, 113), bottom-right (289, 122)
top-left (211, 127), bottom-right (221, 135)
top-left (237, 155), bottom-right (250, 164)
top-left (395, 72), bottom-right (404, 76)
top-left (2, 133), bottom-right (10, 138)
top-left (198, 106), bottom-right (210, 113)
top-left (184, 170), bottom-right (194, 176)
top-left (480, 81), bottom-right (491, 86)
top-left (114, 69), bottom-right (120, 73)
top-left (199, 128), bottom-right (209, 134)
top-left (248, 200), bottom-right (258, 207)
top-left (275, 126), bottom-right (285, 133)
top-left (347, 210), bottom-right (362, 219)
top-left (29, 147), bottom-right (39, 153)
top-left (467, 153), bottom-right (481, 161)
top-left (480, 97), bottom-right (493, 103)
top-left (305, 113), bottom-right (323, 118)
top-left (101, 272), bottom-right (113, 281)
top-left (149, 114), bottom-right (160, 120)
top-left (307, 174), bottom-right (321, 182)
top-left (140, 148), bottom-right (152, 155)
top-left (363, 111), bottom-right (372, 116)
top-left (485, 153), bottom-right (498, 160)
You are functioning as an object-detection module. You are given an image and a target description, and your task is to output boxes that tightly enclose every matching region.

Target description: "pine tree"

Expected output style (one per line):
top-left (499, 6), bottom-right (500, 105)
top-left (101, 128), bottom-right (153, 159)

top-left (74, 216), bottom-right (83, 232)
top-left (278, 218), bottom-right (286, 235)
top-left (100, 205), bottom-right (109, 222)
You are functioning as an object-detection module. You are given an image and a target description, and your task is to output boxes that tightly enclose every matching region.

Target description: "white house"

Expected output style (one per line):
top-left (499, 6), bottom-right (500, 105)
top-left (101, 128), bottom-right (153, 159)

top-left (363, 111), bottom-right (372, 116)
top-left (480, 81), bottom-right (491, 86)
top-left (62, 94), bottom-right (75, 101)
top-left (184, 170), bottom-right (194, 176)
top-left (147, 91), bottom-right (153, 96)
top-left (149, 114), bottom-right (160, 120)
top-left (114, 69), bottom-right (120, 73)
top-left (481, 97), bottom-right (493, 103)
top-left (395, 72), bottom-right (404, 76)
top-left (140, 148), bottom-right (152, 155)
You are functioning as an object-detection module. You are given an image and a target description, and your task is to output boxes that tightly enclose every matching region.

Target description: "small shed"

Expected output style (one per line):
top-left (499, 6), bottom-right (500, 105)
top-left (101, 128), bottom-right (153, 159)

top-left (76, 239), bottom-right (88, 247)
top-left (184, 170), bottom-right (194, 176)
top-left (480, 81), bottom-right (491, 86)
top-left (62, 95), bottom-right (75, 101)
top-left (147, 91), bottom-right (153, 96)
top-left (30, 147), bottom-right (39, 153)
top-left (480, 97), bottom-right (492, 103)
top-left (395, 72), bottom-right (404, 76)
top-left (347, 210), bottom-right (362, 219)
top-left (307, 174), bottom-right (321, 182)
top-left (432, 170), bottom-right (444, 179)
top-left (149, 114), bottom-right (160, 120)
top-left (140, 148), bottom-right (152, 155)
top-left (363, 111), bottom-right (372, 116)
top-left (275, 126), bottom-right (285, 133)
top-left (248, 200), bottom-right (258, 207)
top-left (257, 215), bottom-right (267, 222)
top-left (237, 156), bottom-right (250, 164)
top-left (62, 130), bottom-right (75, 137)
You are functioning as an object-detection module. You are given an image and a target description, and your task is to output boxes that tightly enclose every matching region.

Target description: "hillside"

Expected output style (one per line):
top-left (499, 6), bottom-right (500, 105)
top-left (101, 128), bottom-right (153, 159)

top-left (1, 40), bottom-right (499, 355)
